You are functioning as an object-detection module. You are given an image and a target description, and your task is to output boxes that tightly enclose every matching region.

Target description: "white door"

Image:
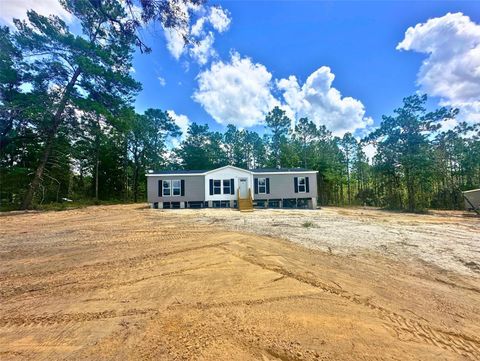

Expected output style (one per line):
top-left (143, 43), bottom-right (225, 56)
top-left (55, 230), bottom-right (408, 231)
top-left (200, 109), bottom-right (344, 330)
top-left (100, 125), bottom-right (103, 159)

top-left (239, 178), bottom-right (248, 198)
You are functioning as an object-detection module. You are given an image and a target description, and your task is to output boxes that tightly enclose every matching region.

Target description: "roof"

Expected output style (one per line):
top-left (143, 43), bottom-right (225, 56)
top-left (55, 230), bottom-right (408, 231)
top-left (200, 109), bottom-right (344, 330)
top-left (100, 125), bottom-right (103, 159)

top-left (249, 168), bottom-right (313, 173)
top-left (146, 166), bottom-right (317, 176)
top-left (148, 169), bottom-right (207, 175)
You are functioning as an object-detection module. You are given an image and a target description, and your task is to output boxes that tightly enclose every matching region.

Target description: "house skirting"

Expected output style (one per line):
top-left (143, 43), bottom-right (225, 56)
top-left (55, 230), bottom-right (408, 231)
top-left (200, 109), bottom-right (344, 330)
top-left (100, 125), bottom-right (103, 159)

top-left (151, 197), bottom-right (317, 210)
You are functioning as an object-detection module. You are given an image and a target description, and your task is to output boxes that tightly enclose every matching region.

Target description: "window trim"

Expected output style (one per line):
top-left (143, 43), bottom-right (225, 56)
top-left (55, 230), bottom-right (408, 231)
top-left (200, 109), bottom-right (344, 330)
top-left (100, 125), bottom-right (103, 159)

top-left (172, 179), bottom-right (181, 196)
top-left (163, 179), bottom-right (182, 197)
top-left (298, 176), bottom-right (306, 193)
top-left (162, 180), bottom-right (171, 196)
top-left (258, 178), bottom-right (267, 194)
top-left (213, 179), bottom-right (222, 195)
top-left (223, 179), bottom-right (231, 195)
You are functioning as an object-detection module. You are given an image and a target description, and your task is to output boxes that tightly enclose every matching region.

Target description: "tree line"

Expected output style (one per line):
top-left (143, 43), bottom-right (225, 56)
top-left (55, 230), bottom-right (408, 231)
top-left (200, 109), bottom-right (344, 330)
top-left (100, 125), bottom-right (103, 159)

top-left (1, 0), bottom-right (479, 212)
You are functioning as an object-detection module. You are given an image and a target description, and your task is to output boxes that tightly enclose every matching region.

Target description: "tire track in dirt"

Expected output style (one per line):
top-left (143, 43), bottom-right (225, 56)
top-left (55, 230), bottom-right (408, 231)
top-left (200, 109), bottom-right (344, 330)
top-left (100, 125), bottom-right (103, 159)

top-left (0, 308), bottom-right (157, 328)
top-left (0, 240), bottom-right (228, 284)
top-left (1, 261), bottom-right (227, 300)
top-left (166, 293), bottom-right (325, 311)
top-left (221, 246), bottom-right (480, 360)
top-left (0, 230), bottom-right (211, 259)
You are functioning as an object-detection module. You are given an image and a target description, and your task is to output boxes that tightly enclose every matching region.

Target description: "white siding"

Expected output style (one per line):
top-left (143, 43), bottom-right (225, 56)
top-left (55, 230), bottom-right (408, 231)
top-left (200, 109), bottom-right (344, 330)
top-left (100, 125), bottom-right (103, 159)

top-left (204, 166), bottom-right (254, 201)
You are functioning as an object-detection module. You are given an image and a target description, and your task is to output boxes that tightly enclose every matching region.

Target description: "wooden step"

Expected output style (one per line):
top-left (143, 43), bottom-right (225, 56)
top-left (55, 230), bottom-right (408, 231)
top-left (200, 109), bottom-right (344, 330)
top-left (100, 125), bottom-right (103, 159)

top-left (238, 198), bottom-right (253, 211)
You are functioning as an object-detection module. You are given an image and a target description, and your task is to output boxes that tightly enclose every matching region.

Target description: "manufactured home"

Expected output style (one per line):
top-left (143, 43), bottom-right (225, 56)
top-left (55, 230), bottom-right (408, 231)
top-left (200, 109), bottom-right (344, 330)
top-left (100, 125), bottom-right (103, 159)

top-left (146, 165), bottom-right (318, 211)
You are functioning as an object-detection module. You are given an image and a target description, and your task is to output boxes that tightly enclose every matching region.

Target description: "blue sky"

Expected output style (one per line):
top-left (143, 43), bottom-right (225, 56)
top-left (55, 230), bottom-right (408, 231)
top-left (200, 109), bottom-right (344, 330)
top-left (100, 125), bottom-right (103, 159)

top-left (130, 0), bottom-right (479, 139)
top-left (1, 0), bottom-right (479, 144)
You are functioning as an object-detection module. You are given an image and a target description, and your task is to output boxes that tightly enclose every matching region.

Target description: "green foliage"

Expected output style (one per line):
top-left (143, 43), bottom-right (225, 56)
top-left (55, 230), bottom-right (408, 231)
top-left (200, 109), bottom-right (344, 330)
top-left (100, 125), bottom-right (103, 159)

top-left (1, 2), bottom-right (478, 212)
top-left (301, 220), bottom-right (314, 228)
top-left (264, 106), bottom-right (291, 168)
top-left (367, 94), bottom-right (460, 212)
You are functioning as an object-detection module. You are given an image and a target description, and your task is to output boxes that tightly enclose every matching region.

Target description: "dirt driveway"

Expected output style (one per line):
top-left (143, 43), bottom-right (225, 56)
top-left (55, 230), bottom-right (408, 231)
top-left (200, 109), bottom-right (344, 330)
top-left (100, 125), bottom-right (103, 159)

top-left (0, 205), bottom-right (479, 360)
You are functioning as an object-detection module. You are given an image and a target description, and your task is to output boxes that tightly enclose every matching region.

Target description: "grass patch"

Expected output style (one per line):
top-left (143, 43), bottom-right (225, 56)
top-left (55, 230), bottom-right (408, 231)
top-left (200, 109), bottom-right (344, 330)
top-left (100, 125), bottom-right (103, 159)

top-left (0, 199), bottom-right (140, 213)
top-left (302, 220), bottom-right (314, 228)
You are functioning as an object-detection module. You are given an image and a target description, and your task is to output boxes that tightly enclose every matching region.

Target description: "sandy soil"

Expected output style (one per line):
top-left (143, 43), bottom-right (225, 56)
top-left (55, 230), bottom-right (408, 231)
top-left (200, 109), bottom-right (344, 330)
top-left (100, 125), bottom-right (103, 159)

top-left (0, 205), bottom-right (479, 361)
top-left (187, 207), bottom-right (480, 277)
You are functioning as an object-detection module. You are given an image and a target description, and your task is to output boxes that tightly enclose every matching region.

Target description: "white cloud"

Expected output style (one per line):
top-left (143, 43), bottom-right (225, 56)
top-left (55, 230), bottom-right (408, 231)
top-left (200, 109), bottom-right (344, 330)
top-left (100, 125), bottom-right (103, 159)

top-left (194, 54), bottom-right (373, 134)
top-left (167, 110), bottom-right (190, 142)
top-left (0, 0), bottom-right (73, 26)
top-left (363, 143), bottom-right (377, 163)
top-left (190, 6), bottom-right (230, 36)
top-left (163, 4), bottom-right (231, 65)
top-left (190, 32), bottom-right (217, 65)
top-left (191, 17), bottom-right (206, 37)
top-left (277, 67), bottom-right (373, 135)
top-left (193, 52), bottom-right (279, 127)
top-left (158, 76), bottom-right (166, 87)
top-left (164, 27), bottom-right (187, 60)
top-left (208, 6), bottom-right (231, 33)
top-left (397, 12), bottom-right (480, 125)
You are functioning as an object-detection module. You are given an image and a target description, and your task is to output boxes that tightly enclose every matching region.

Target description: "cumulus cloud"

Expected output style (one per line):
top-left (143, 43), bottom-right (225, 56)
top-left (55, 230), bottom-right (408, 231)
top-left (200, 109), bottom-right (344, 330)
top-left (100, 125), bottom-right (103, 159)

top-left (397, 12), bottom-right (480, 124)
top-left (191, 17), bottom-right (207, 37)
top-left (190, 32), bottom-right (217, 65)
top-left (208, 6), bottom-right (231, 33)
top-left (191, 6), bottom-right (231, 36)
top-left (167, 110), bottom-right (190, 138)
top-left (167, 110), bottom-right (190, 148)
top-left (277, 67), bottom-right (373, 135)
top-left (193, 52), bottom-right (279, 127)
top-left (0, 0), bottom-right (73, 25)
top-left (164, 4), bottom-right (231, 65)
top-left (164, 27), bottom-right (187, 60)
top-left (193, 53), bottom-right (372, 134)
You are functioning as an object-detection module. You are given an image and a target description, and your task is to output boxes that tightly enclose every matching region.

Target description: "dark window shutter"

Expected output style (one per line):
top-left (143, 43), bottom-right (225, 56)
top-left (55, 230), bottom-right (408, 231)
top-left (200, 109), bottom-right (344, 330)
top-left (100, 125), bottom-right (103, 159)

top-left (230, 178), bottom-right (235, 195)
top-left (158, 180), bottom-right (162, 197)
top-left (209, 179), bottom-right (213, 195)
top-left (266, 178), bottom-right (270, 194)
top-left (254, 178), bottom-right (259, 194)
top-left (294, 177), bottom-right (298, 193)
top-left (181, 179), bottom-right (185, 196)
top-left (305, 177), bottom-right (310, 193)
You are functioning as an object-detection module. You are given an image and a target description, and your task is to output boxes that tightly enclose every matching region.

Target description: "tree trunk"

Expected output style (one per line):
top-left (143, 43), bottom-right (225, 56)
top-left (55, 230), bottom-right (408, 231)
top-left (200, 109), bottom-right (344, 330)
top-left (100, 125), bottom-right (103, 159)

top-left (21, 68), bottom-right (81, 209)
top-left (133, 164), bottom-right (139, 203)
top-left (95, 147), bottom-right (99, 202)
top-left (303, 140), bottom-right (307, 168)
top-left (405, 167), bottom-right (415, 212)
top-left (133, 144), bottom-right (139, 203)
top-left (346, 152), bottom-right (351, 205)
top-left (94, 117), bottom-right (100, 203)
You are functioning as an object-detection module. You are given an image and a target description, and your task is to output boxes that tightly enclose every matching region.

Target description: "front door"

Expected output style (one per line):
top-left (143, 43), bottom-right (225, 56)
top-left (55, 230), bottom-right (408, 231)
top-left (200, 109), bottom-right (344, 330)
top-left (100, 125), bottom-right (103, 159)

top-left (239, 178), bottom-right (248, 198)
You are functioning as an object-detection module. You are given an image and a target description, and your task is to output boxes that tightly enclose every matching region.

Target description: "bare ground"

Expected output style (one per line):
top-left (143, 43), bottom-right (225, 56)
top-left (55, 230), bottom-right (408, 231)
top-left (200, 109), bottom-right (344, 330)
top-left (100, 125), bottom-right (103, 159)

top-left (0, 205), bottom-right (479, 361)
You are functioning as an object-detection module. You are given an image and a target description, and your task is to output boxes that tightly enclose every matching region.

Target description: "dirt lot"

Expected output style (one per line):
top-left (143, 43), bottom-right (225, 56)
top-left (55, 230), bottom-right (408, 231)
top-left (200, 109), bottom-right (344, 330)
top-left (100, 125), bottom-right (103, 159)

top-left (0, 205), bottom-right (479, 361)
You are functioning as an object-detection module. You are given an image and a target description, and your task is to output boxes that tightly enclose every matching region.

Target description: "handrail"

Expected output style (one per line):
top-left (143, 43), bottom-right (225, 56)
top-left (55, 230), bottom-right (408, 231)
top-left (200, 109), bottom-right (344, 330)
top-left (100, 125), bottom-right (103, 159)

top-left (238, 187), bottom-right (252, 200)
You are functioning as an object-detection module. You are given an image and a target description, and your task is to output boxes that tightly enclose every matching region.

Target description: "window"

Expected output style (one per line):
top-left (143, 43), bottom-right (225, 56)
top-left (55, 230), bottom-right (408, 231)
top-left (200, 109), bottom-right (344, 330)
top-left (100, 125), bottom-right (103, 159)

top-left (163, 179), bottom-right (182, 197)
top-left (172, 180), bottom-right (181, 196)
top-left (162, 180), bottom-right (171, 196)
top-left (223, 179), bottom-right (231, 194)
top-left (258, 178), bottom-right (266, 194)
top-left (298, 177), bottom-right (306, 193)
top-left (213, 179), bottom-right (221, 195)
